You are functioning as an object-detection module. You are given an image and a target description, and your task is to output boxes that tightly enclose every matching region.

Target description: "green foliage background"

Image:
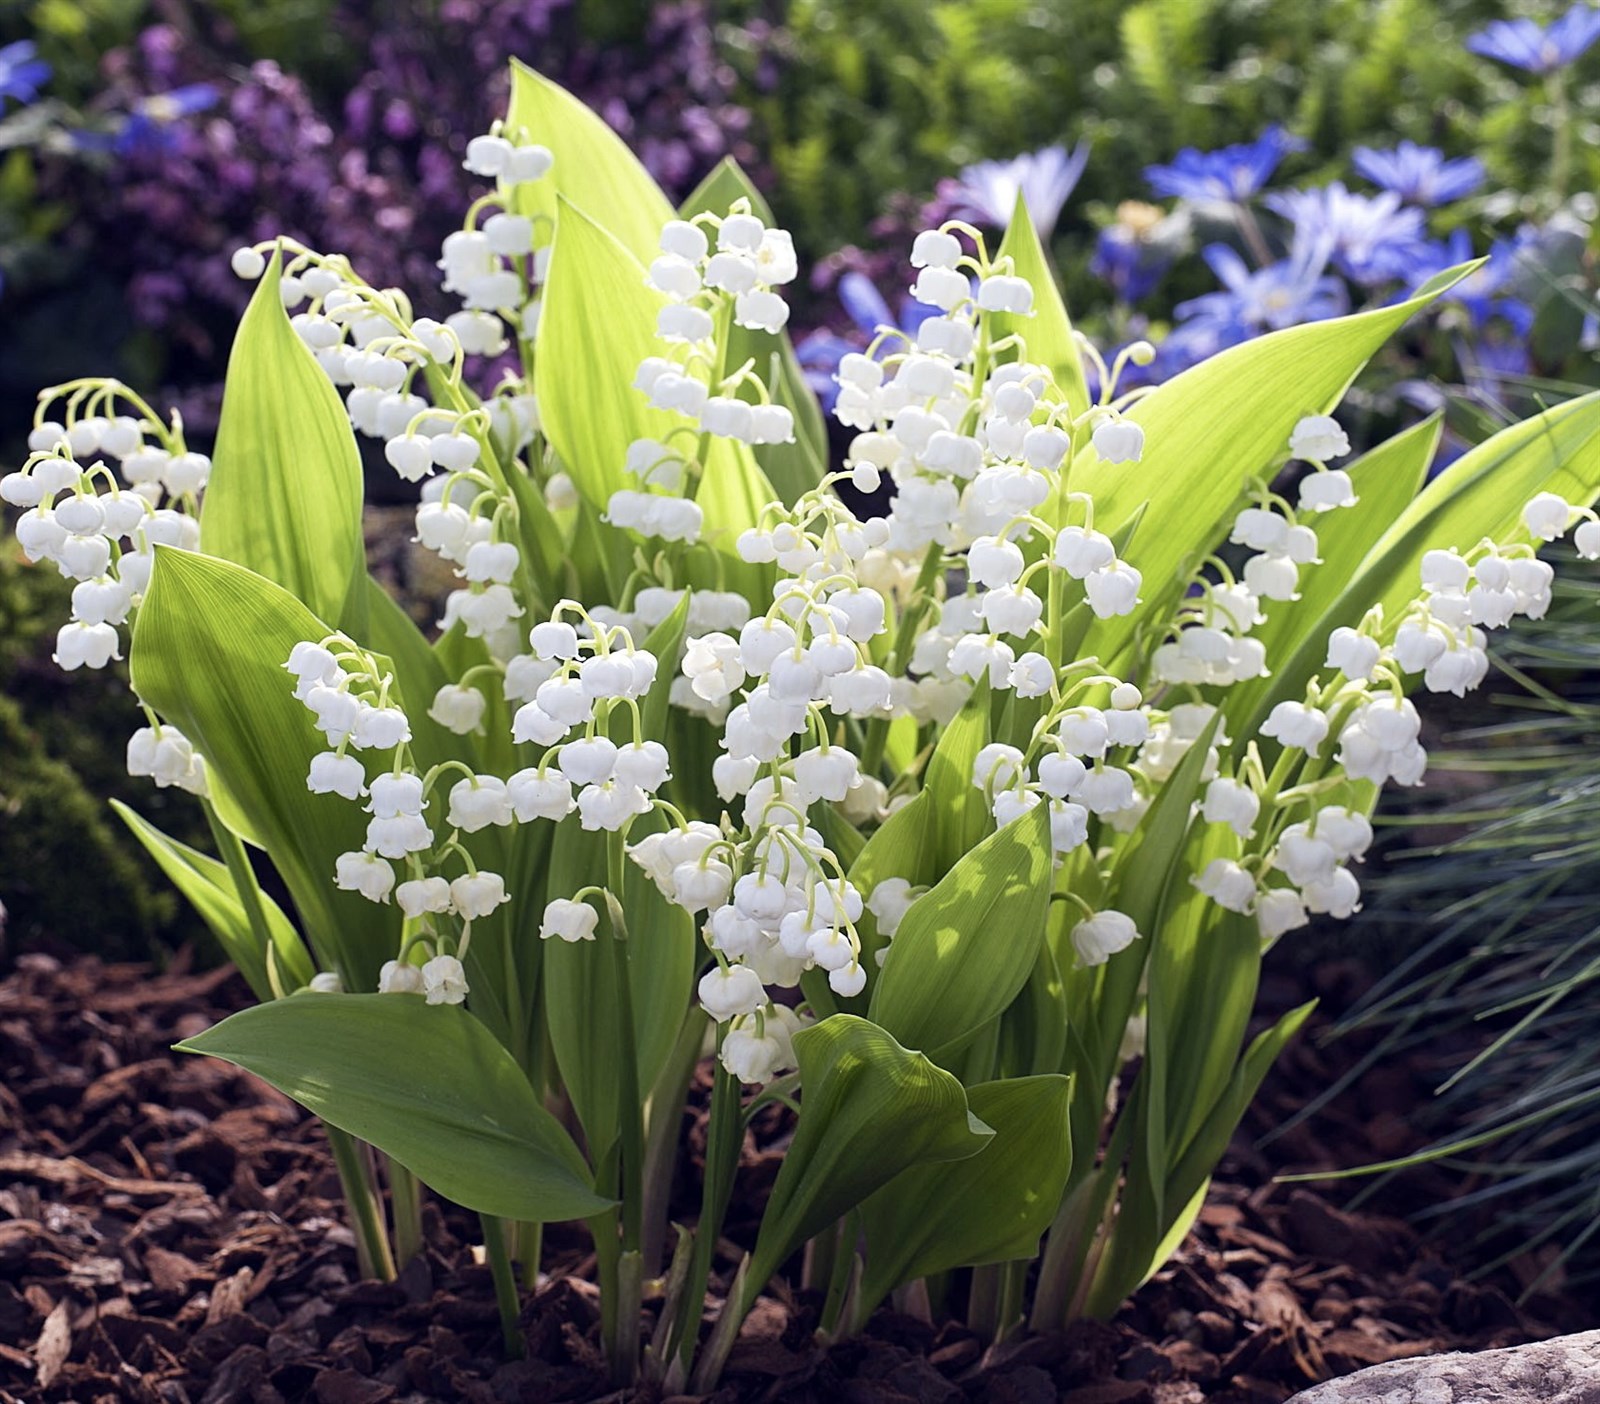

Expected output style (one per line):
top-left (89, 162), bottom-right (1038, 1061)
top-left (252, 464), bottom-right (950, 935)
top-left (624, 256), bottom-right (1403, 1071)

top-left (721, 0), bottom-right (1525, 255)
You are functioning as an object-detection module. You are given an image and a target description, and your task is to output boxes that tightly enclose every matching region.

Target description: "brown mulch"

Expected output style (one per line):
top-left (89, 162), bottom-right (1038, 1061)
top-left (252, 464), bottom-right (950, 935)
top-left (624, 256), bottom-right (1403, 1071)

top-left (0, 953), bottom-right (1582, 1404)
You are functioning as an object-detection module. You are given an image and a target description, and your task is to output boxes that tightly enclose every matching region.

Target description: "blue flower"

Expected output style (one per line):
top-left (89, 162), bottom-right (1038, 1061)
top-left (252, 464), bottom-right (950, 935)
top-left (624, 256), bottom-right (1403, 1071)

top-left (943, 143), bottom-right (1090, 241)
top-left (1466, 5), bottom-right (1600, 74)
top-left (1163, 231), bottom-right (1348, 371)
top-left (82, 84), bottom-right (221, 158)
top-left (1264, 182), bottom-right (1428, 286)
top-left (0, 40), bottom-right (51, 109)
top-left (1090, 225), bottom-right (1170, 304)
top-left (1351, 141), bottom-right (1486, 207)
top-left (1144, 125), bottom-right (1306, 204)
top-left (1401, 227), bottom-right (1536, 333)
top-left (795, 271), bottom-right (940, 411)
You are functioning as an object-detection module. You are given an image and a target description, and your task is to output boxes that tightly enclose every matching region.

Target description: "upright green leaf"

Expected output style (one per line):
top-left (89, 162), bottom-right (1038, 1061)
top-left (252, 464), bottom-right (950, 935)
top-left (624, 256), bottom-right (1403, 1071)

top-left (843, 789), bottom-right (939, 980)
top-left (1086, 999), bottom-right (1315, 1315)
top-left (504, 61), bottom-right (674, 263)
top-left (180, 995), bottom-right (608, 1222)
top-left (112, 800), bottom-right (314, 999)
top-left (130, 550), bottom-right (397, 987)
top-left (988, 192), bottom-right (1089, 417)
top-left (746, 1014), bottom-right (991, 1294)
top-left (922, 679), bottom-right (993, 870)
top-left (543, 594), bottom-right (695, 1159)
top-left (680, 158), bottom-right (828, 502)
top-left (201, 249), bottom-right (366, 629)
top-left (1072, 264), bottom-right (1474, 665)
top-left (870, 804), bottom-right (1054, 1056)
top-left (859, 1075), bottom-right (1073, 1307)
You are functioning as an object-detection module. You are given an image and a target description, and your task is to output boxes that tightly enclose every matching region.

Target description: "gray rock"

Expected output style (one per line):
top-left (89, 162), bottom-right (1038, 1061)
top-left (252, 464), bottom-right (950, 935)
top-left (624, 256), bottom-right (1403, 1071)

top-left (1286, 1331), bottom-right (1600, 1403)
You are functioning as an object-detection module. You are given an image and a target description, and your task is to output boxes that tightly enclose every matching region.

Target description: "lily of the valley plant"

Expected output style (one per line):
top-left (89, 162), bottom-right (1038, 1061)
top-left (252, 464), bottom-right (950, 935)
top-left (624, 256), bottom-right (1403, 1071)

top-left (12, 63), bottom-right (1600, 1390)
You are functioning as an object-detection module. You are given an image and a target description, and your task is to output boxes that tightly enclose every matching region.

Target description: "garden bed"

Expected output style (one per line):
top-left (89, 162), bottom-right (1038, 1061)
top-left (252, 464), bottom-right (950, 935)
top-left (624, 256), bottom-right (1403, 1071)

top-left (0, 953), bottom-right (1580, 1404)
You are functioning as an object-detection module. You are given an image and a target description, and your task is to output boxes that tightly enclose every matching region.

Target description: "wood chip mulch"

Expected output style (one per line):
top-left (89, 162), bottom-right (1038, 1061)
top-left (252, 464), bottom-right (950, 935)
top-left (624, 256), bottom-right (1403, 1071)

top-left (0, 952), bottom-right (1583, 1404)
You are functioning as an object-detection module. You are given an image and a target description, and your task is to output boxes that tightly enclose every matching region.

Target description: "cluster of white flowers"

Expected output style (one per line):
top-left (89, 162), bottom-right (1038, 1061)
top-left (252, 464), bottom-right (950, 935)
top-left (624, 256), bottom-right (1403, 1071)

top-left (125, 722), bottom-right (209, 795)
top-left (617, 203), bottom-right (800, 542)
top-left (1175, 486), bottom-right (1596, 939)
top-left (231, 211), bottom-right (545, 659)
top-left (3, 385), bottom-right (205, 673)
top-left (628, 800), bottom-right (859, 1082)
top-left (41, 185), bottom-right (1596, 1090)
top-left (969, 679), bottom-right (1148, 855)
top-left (286, 637), bottom-right (512, 1005)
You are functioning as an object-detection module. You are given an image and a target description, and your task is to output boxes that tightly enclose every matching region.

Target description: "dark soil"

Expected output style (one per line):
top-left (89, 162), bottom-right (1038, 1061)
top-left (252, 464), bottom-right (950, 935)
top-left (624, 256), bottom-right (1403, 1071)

top-left (0, 953), bottom-right (1582, 1404)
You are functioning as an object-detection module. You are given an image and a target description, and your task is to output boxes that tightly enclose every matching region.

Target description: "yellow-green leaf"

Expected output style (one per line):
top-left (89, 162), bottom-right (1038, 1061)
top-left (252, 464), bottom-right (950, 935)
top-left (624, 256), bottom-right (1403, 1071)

top-left (112, 800), bottom-right (314, 999)
top-left (680, 157), bottom-right (828, 503)
top-left (130, 549), bottom-right (398, 987)
top-left (201, 248), bottom-right (366, 630)
top-left (504, 60), bottom-right (674, 264)
top-left (534, 198), bottom-right (776, 591)
top-left (1074, 264), bottom-right (1475, 665)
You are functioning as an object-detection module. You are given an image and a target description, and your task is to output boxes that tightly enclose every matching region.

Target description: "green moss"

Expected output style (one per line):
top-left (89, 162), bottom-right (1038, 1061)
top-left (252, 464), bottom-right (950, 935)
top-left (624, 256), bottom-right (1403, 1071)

top-left (0, 533), bottom-right (207, 960)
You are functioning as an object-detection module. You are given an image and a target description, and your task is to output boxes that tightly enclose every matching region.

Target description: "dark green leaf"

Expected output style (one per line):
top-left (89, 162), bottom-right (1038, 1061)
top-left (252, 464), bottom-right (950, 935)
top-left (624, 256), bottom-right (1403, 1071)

top-left (747, 1014), bottom-right (991, 1293)
top-left (180, 995), bottom-right (608, 1222)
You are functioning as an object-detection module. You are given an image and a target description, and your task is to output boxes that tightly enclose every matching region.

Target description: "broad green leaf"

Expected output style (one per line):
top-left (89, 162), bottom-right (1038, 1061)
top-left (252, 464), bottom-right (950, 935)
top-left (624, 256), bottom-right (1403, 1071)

top-left (1223, 415), bottom-right (1438, 741)
top-left (112, 800), bottom-right (314, 999)
top-left (922, 679), bottom-right (993, 871)
top-left (680, 157), bottom-right (828, 503)
top-left (989, 192), bottom-right (1089, 417)
top-left (1058, 712), bottom-right (1219, 1231)
top-left (130, 550), bottom-right (397, 987)
top-left (998, 939), bottom-right (1069, 1079)
top-left (504, 60), bottom-right (674, 264)
top-left (1146, 828), bottom-right (1262, 1173)
top-left (870, 804), bottom-right (1054, 1056)
top-left (859, 1075), bottom-right (1072, 1307)
top-left (747, 1014), bottom-right (991, 1294)
top-left (815, 804), bottom-right (867, 873)
top-left (179, 994), bottom-right (608, 1222)
top-left (201, 248), bottom-right (366, 629)
top-left (543, 813), bottom-right (695, 1164)
top-left (843, 789), bottom-right (939, 979)
top-left (534, 198), bottom-right (776, 591)
top-left (1074, 264), bottom-right (1475, 665)
top-left (1068, 711), bottom-right (1220, 1086)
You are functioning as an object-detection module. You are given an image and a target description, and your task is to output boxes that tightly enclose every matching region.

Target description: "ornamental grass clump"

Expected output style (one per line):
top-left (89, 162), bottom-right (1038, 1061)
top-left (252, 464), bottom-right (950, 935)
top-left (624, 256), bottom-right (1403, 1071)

top-left (9, 61), bottom-right (1600, 1389)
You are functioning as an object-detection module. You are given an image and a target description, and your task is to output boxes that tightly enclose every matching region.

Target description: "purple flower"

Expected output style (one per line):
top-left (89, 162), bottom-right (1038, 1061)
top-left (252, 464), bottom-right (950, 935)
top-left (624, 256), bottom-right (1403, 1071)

top-left (1264, 182), bottom-right (1428, 287)
top-left (1466, 4), bottom-right (1600, 74)
top-left (1164, 231), bottom-right (1348, 369)
top-left (941, 143), bottom-right (1090, 241)
top-left (1144, 125), bottom-right (1306, 204)
top-left (0, 40), bottom-right (51, 108)
top-left (1351, 141), bottom-right (1486, 207)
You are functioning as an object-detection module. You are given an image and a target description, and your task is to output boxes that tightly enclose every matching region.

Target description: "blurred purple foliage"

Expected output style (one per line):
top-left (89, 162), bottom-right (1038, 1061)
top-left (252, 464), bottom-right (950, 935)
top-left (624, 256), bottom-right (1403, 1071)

top-left (52, 0), bottom-right (767, 428)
